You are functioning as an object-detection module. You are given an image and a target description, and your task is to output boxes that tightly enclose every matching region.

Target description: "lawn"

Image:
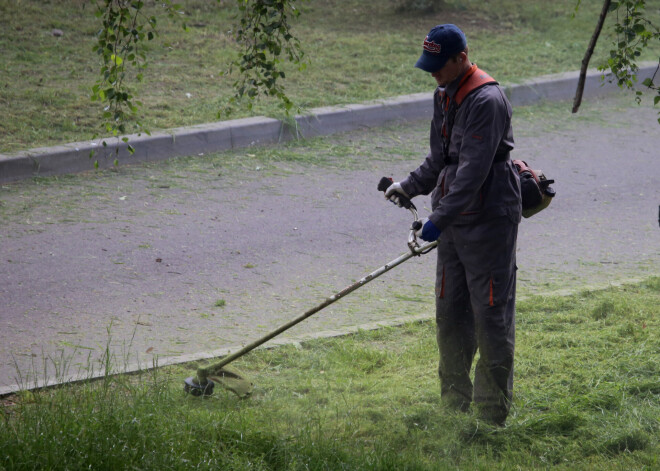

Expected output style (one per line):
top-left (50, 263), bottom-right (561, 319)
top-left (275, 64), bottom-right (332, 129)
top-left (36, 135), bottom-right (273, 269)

top-left (1, 0), bottom-right (657, 152)
top-left (1, 278), bottom-right (658, 470)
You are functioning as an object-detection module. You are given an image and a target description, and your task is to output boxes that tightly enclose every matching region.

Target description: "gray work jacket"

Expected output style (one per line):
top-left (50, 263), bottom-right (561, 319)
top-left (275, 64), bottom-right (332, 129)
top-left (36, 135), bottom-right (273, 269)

top-left (401, 68), bottom-right (522, 229)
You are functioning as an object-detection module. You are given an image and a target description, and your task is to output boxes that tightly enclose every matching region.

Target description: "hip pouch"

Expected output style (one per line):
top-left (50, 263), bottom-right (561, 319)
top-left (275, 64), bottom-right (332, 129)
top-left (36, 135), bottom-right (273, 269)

top-left (513, 159), bottom-right (556, 218)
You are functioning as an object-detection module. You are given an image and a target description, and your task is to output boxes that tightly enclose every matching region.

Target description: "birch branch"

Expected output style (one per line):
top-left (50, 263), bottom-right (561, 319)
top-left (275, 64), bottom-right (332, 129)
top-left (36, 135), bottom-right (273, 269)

top-left (573, 0), bottom-right (612, 113)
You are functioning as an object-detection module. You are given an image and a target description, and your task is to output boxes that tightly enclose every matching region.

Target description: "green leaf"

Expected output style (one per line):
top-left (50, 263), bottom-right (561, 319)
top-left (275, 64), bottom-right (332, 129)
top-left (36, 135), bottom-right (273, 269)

top-left (110, 54), bottom-right (123, 66)
top-left (632, 23), bottom-right (646, 34)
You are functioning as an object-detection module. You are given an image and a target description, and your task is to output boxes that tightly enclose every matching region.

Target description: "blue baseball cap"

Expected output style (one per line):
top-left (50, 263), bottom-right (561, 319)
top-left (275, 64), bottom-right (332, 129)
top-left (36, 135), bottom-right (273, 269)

top-left (415, 24), bottom-right (467, 73)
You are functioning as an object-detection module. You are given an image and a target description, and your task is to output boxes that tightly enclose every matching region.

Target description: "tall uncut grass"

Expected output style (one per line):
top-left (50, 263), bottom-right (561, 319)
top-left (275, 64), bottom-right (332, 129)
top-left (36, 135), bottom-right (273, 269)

top-left (1, 278), bottom-right (658, 470)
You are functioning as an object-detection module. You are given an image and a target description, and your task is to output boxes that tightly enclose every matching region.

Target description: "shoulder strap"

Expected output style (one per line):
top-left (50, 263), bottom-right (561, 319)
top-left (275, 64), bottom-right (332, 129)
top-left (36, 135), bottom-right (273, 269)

top-left (454, 65), bottom-right (498, 105)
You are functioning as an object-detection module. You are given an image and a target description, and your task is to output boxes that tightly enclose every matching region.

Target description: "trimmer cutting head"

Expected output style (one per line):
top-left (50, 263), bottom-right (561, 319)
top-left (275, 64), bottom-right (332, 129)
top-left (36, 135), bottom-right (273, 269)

top-left (184, 377), bottom-right (215, 396)
top-left (184, 366), bottom-right (253, 398)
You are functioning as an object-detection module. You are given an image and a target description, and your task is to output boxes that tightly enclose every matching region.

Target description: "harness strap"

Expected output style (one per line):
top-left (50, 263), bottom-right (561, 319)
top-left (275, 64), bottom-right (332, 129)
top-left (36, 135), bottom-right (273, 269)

top-left (454, 65), bottom-right (497, 106)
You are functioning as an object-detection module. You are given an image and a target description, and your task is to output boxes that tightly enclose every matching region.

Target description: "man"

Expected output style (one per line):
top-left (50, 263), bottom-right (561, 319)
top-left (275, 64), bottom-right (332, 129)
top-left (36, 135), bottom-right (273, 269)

top-left (385, 24), bottom-right (521, 425)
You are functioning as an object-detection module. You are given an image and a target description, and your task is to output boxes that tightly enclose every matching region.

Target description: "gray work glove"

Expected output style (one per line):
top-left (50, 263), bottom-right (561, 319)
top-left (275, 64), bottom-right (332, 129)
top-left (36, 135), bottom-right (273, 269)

top-left (384, 182), bottom-right (410, 208)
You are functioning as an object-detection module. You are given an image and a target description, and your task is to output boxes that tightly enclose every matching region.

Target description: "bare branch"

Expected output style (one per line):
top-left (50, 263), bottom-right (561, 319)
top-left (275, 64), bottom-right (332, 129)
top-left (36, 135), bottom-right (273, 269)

top-left (573, 0), bottom-right (612, 113)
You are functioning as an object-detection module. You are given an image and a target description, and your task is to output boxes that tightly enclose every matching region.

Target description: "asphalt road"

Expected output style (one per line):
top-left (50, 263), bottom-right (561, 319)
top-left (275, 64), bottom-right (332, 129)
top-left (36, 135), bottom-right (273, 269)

top-left (1, 94), bottom-right (658, 393)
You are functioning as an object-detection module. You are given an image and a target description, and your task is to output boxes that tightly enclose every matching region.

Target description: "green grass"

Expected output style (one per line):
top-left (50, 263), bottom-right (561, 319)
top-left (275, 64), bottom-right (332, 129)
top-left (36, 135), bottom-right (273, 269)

top-left (2, 278), bottom-right (658, 470)
top-left (1, 0), bottom-right (658, 153)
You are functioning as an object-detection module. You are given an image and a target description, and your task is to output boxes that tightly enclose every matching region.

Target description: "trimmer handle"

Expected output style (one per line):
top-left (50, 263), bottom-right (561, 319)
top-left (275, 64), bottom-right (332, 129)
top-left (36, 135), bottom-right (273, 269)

top-left (378, 177), bottom-right (416, 211)
top-left (378, 177), bottom-right (434, 255)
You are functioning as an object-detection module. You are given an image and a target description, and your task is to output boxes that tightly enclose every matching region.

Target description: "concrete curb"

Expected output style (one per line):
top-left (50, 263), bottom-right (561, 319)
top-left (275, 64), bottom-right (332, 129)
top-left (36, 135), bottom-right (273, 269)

top-left (1, 65), bottom-right (657, 184)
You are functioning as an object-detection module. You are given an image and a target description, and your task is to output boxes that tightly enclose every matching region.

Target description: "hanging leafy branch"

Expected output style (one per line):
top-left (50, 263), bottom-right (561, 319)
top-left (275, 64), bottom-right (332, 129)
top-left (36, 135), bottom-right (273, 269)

top-left (90, 0), bottom-right (306, 161)
top-left (226, 0), bottom-right (307, 115)
top-left (91, 1), bottom-right (182, 159)
top-left (573, 0), bottom-right (660, 123)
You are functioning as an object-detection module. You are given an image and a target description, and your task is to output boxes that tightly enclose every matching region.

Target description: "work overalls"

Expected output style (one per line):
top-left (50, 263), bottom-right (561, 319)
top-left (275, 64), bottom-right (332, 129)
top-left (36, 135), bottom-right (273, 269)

top-left (401, 66), bottom-right (522, 423)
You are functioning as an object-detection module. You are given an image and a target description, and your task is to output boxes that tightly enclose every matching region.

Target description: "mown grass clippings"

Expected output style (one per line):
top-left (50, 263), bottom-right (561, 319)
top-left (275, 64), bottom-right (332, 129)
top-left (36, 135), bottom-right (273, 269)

top-left (0, 92), bottom-right (642, 232)
top-left (1, 278), bottom-right (658, 470)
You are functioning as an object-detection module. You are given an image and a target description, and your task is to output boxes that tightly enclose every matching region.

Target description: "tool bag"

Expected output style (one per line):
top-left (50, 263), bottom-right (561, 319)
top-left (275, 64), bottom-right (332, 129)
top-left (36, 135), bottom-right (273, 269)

top-left (513, 159), bottom-right (556, 218)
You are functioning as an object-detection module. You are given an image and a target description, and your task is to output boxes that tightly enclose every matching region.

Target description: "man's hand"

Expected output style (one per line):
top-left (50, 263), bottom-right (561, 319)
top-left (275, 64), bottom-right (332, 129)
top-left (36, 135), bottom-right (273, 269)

top-left (384, 182), bottom-right (410, 207)
top-left (414, 217), bottom-right (441, 242)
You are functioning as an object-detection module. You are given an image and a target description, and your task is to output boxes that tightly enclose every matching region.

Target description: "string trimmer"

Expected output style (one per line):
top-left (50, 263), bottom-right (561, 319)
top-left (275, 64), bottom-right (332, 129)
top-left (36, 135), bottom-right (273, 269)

top-left (184, 177), bottom-right (437, 398)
